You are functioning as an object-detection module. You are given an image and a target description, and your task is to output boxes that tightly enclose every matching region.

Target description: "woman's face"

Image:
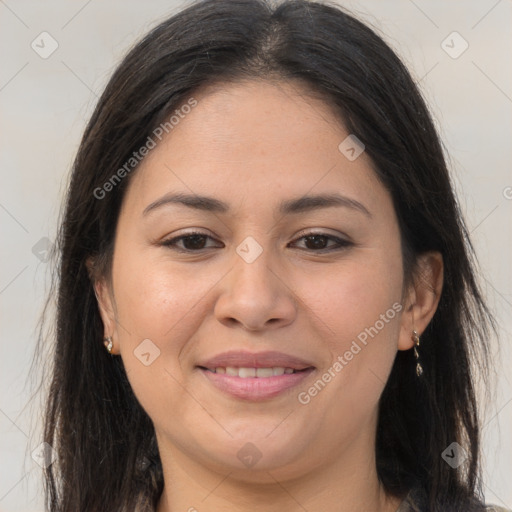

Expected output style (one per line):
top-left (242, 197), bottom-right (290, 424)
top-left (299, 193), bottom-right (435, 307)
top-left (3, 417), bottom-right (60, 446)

top-left (97, 79), bottom-right (416, 482)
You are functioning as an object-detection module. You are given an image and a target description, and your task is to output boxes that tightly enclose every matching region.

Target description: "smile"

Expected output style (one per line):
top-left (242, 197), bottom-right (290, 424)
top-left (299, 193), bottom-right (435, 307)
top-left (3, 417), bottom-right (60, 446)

top-left (196, 350), bottom-right (316, 401)
top-left (199, 365), bottom-right (315, 401)
top-left (204, 366), bottom-right (300, 377)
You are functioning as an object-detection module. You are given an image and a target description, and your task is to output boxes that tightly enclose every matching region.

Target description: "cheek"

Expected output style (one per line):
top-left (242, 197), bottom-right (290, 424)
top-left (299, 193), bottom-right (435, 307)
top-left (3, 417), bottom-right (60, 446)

top-left (111, 250), bottom-right (219, 376)
top-left (111, 255), bottom-right (211, 421)
top-left (297, 250), bottom-right (403, 414)
top-left (114, 255), bottom-right (200, 335)
top-left (302, 252), bottom-right (403, 349)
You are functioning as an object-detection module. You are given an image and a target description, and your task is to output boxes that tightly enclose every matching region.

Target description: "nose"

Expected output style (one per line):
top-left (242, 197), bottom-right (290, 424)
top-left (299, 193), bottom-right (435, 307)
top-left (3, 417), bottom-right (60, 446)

top-left (213, 244), bottom-right (297, 332)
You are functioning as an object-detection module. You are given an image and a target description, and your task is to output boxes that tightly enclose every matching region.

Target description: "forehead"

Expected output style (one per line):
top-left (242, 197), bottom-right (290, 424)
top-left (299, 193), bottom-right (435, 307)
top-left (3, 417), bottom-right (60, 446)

top-left (164, 79), bottom-right (345, 160)
top-left (122, 79), bottom-right (388, 218)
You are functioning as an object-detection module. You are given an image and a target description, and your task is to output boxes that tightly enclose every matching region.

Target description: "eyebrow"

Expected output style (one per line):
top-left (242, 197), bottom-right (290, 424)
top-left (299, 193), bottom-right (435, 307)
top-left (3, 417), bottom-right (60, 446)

top-left (142, 192), bottom-right (371, 217)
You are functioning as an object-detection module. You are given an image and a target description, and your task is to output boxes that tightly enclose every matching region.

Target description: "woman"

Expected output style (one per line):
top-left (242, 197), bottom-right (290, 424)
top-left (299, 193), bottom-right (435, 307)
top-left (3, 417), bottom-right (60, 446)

top-left (39, 0), bottom-right (509, 510)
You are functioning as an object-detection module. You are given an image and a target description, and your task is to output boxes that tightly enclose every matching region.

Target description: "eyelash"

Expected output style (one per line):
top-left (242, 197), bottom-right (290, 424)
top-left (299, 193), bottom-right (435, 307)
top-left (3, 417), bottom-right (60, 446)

top-left (160, 230), bottom-right (353, 254)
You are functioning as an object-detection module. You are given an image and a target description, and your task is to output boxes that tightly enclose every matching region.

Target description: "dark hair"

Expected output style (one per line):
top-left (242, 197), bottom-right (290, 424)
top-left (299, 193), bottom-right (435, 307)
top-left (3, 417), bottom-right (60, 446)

top-left (38, 0), bottom-right (496, 510)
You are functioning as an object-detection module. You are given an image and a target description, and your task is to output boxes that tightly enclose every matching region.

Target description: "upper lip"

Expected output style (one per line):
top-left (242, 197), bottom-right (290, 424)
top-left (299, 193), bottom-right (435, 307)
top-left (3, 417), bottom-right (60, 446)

top-left (197, 350), bottom-right (315, 370)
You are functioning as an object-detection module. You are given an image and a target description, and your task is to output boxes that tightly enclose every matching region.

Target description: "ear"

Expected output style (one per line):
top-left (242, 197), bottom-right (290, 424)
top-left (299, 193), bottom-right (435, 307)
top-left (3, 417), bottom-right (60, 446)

top-left (86, 257), bottom-right (119, 355)
top-left (398, 251), bottom-right (444, 351)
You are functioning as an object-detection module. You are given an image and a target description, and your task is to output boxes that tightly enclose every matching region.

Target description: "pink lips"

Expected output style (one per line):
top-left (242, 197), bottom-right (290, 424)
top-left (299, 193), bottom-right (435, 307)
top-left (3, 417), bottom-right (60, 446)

top-left (197, 350), bottom-right (316, 401)
top-left (198, 350), bottom-right (314, 370)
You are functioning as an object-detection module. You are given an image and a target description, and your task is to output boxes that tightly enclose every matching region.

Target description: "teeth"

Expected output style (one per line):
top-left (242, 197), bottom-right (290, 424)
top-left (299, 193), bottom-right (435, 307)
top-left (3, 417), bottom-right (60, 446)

top-left (239, 367), bottom-right (256, 378)
top-left (211, 366), bottom-right (297, 377)
top-left (256, 367), bottom-right (273, 378)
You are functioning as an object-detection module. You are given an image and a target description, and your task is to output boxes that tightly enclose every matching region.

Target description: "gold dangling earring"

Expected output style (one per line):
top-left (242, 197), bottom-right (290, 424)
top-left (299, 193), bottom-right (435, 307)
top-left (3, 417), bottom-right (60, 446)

top-left (411, 330), bottom-right (423, 376)
top-left (103, 336), bottom-right (113, 354)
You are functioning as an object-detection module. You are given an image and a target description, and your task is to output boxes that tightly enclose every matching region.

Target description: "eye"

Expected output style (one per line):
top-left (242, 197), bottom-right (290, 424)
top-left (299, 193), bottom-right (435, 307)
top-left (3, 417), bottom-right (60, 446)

top-left (160, 230), bottom-right (352, 254)
top-left (160, 231), bottom-right (223, 252)
top-left (289, 231), bottom-right (353, 252)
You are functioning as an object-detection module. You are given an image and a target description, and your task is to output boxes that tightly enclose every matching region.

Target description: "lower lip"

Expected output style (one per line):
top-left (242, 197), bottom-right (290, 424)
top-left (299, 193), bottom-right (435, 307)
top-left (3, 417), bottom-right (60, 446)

top-left (200, 368), bottom-right (315, 401)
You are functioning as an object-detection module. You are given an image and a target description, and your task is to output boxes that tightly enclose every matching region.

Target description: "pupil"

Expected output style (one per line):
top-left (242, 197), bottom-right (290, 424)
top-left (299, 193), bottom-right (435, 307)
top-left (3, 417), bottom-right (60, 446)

top-left (305, 235), bottom-right (327, 249)
top-left (185, 235), bottom-right (206, 250)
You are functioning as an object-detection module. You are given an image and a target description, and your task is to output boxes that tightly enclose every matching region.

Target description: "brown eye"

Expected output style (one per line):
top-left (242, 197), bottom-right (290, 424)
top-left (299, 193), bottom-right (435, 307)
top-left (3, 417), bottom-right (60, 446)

top-left (161, 232), bottom-right (223, 252)
top-left (290, 232), bottom-right (353, 252)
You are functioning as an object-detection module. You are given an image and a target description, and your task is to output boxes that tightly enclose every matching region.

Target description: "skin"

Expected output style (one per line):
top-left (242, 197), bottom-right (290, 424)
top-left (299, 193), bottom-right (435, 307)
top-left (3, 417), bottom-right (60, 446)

top-left (93, 79), bottom-right (443, 511)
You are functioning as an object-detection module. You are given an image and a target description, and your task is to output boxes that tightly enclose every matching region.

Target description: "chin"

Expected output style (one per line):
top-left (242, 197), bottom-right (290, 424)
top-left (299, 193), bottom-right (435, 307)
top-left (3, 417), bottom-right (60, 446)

top-left (195, 434), bottom-right (314, 480)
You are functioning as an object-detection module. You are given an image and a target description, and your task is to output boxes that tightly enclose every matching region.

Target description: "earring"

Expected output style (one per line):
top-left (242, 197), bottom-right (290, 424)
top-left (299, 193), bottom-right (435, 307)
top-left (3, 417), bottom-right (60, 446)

top-left (411, 330), bottom-right (423, 376)
top-left (103, 336), bottom-right (113, 354)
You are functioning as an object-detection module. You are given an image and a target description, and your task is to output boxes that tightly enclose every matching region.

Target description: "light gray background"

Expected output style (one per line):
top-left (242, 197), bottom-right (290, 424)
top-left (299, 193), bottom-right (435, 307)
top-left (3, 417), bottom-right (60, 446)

top-left (1, 1), bottom-right (511, 510)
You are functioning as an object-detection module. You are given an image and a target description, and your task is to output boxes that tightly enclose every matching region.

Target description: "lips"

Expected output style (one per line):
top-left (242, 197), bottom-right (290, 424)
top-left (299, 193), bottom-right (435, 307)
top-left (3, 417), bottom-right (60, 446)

top-left (197, 350), bottom-right (314, 371)
top-left (197, 350), bottom-right (316, 401)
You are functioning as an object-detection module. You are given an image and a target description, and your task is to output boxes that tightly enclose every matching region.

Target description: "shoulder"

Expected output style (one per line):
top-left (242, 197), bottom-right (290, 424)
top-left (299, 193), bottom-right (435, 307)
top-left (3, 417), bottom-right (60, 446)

top-left (485, 506), bottom-right (512, 512)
